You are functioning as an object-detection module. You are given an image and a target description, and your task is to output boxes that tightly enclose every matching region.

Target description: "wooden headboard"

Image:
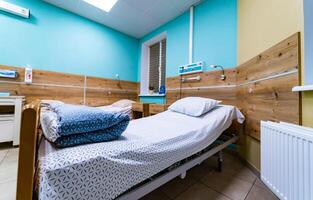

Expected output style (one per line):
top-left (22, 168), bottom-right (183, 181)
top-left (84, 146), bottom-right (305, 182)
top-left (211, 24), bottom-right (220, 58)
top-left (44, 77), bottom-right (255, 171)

top-left (0, 66), bottom-right (139, 106)
top-left (16, 101), bottom-right (41, 200)
top-left (166, 33), bottom-right (301, 140)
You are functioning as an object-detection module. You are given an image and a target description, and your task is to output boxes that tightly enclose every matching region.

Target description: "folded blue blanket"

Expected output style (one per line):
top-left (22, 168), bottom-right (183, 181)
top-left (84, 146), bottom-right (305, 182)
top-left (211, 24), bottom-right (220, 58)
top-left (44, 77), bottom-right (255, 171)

top-left (46, 103), bottom-right (130, 148)
top-left (49, 103), bottom-right (129, 137)
top-left (54, 119), bottom-right (129, 148)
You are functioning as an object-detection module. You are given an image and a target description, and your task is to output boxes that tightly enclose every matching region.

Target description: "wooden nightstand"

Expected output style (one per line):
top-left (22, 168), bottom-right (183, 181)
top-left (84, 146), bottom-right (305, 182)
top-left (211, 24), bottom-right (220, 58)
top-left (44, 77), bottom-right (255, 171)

top-left (132, 102), bottom-right (150, 119)
top-left (149, 104), bottom-right (169, 115)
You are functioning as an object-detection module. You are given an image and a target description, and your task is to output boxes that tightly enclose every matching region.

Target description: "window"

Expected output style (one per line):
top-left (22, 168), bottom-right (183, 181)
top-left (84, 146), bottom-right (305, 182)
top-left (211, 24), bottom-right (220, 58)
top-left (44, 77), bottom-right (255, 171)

top-left (140, 32), bottom-right (167, 96)
top-left (304, 0), bottom-right (313, 85)
top-left (149, 39), bottom-right (166, 93)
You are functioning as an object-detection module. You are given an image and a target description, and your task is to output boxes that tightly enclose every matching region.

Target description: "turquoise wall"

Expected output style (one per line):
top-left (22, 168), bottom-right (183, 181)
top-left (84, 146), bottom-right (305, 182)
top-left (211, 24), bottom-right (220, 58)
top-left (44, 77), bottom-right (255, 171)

top-left (1, 0), bottom-right (237, 103)
top-left (193, 0), bottom-right (237, 70)
top-left (138, 0), bottom-right (237, 103)
top-left (138, 12), bottom-right (190, 80)
top-left (139, 0), bottom-right (237, 79)
top-left (139, 96), bottom-right (166, 104)
top-left (0, 0), bottom-right (139, 81)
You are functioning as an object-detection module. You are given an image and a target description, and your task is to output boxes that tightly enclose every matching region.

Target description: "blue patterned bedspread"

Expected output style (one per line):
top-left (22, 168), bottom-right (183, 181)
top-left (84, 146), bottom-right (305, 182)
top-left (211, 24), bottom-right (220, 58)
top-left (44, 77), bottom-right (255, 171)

top-left (49, 103), bottom-right (130, 147)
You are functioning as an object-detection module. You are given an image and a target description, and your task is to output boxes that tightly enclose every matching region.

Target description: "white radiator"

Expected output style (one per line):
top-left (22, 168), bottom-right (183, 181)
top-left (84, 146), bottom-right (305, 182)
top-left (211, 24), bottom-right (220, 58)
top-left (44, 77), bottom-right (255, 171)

top-left (261, 121), bottom-right (313, 200)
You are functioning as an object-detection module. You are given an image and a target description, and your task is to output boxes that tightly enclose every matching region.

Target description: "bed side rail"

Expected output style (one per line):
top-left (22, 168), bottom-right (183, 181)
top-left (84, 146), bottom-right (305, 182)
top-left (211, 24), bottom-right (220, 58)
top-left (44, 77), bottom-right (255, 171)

top-left (16, 100), bottom-right (41, 200)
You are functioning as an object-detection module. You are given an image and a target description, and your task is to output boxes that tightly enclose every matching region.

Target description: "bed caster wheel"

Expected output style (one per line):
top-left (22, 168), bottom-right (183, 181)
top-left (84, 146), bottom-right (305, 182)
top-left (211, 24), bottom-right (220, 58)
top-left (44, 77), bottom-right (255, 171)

top-left (180, 172), bottom-right (186, 179)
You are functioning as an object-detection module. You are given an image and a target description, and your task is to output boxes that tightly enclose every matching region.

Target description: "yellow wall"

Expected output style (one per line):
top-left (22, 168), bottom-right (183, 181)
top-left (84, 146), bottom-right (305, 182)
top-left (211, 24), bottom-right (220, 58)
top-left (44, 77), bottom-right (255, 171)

top-left (238, 136), bottom-right (260, 170)
top-left (238, 0), bottom-right (304, 65)
top-left (303, 92), bottom-right (313, 127)
top-left (237, 0), bottom-right (305, 171)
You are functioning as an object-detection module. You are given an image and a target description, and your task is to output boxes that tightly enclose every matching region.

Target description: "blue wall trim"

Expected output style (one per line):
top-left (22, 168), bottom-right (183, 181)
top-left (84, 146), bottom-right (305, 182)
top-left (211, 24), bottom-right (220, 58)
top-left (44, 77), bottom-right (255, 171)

top-left (0, 0), bottom-right (139, 82)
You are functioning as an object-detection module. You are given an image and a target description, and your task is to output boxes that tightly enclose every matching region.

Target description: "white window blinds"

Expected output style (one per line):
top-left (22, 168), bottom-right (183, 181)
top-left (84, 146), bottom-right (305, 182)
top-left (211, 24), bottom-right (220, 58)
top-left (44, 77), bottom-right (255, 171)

top-left (149, 39), bottom-right (166, 93)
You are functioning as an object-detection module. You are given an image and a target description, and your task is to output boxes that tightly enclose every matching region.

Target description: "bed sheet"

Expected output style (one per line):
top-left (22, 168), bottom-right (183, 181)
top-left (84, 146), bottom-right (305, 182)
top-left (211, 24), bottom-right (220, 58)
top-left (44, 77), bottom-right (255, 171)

top-left (37, 105), bottom-right (244, 200)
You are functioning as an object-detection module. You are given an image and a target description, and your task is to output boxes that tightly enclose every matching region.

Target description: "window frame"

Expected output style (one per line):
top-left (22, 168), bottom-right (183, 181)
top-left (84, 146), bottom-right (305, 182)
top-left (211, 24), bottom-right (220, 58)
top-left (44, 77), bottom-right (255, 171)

top-left (304, 0), bottom-right (313, 85)
top-left (140, 32), bottom-right (167, 96)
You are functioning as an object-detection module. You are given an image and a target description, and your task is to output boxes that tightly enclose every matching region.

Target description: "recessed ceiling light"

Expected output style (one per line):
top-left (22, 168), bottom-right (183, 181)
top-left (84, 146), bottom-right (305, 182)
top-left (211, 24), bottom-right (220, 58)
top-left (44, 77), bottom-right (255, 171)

top-left (83, 0), bottom-right (118, 12)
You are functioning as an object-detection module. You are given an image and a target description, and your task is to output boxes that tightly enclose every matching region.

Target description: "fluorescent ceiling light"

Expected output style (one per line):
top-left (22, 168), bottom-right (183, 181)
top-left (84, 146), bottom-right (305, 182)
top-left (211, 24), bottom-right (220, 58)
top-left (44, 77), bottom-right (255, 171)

top-left (83, 0), bottom-right (118, 12)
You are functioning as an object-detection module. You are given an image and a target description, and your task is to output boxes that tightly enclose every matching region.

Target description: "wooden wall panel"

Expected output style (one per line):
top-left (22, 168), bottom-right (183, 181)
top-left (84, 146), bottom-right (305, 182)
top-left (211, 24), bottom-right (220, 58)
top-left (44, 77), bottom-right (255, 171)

top-left (167, 69), bottom-right (237, 89)
top-left (166, 68), bottom-right (237, 105)
top-left (86, 89), bottom-right (137, 107)
top-left (0, 65), bottom-right (138, 105)
top-left (167, 87), bottom-right (237, 105)
top-left (236, 33), bottom-right (300, 83)
top-left (86, 76), bottom-right (138, 90)
top-left (236, 33), bottom-right (300, 140)
top-left (237, 74), bottom-right (299, 140)
top-left (0, 83), bottom-right (84, 104)
top-left (85, 76), bottom-right (138, 106)
top-left (33, 70), bottom-right (85, 86)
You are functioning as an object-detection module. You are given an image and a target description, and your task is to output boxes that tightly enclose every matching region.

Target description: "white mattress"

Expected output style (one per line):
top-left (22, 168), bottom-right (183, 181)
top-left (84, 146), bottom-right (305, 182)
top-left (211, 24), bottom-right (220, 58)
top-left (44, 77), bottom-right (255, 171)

top-left (37, 105), bottom-right (244, 200)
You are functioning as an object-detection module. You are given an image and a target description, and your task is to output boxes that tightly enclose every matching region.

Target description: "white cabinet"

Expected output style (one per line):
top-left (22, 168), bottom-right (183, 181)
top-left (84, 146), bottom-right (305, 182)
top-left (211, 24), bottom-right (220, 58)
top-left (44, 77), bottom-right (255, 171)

top-left (0, 117), bottom-right (14, 142)
top-left (0, 96), bottom-right (24, 146)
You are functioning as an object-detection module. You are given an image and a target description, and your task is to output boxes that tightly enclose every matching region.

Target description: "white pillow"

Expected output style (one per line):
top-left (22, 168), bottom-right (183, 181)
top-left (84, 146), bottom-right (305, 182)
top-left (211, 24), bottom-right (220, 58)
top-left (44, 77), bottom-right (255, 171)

top-left (112, 99), bottom-right (135, 108)
top-left (168, 97), bottom-right (220, 117)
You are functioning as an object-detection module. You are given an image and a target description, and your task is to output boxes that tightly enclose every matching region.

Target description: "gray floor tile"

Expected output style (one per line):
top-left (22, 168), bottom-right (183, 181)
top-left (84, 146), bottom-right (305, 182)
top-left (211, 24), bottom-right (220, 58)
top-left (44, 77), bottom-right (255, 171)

top-left (187, 162), bottom-right (215, 181)
top-left (5, 148), bottom-right (19, 162)
top-left (245, 184), bottom-right (279, 200)
top-left (0, 150), bottom-right (18, 184)
top-left (0, 180), bottom-right (16, 200)
top-left (0, 149), bottom-right (8, 164)
top-left (160, 175), bottom-right (196, 199)
top-left (254, 178), bottom-right (268, 190)
top-left (175, 183), bottom-right (231, 200)
top-left (200, 170), bottom-right (253, 200)
top-left (139, 188), bottom-right (170, 200)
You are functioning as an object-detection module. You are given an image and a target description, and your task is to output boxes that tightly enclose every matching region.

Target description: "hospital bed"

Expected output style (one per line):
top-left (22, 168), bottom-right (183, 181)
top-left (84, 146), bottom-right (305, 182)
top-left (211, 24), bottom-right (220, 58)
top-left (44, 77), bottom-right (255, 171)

top-left (16, 101), bottom-right (244, 200)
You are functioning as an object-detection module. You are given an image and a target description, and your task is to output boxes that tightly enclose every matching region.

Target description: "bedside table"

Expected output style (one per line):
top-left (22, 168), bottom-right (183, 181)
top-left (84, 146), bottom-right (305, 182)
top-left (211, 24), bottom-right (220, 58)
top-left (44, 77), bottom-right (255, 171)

top-left (0, 96), bottom-right (25, 146)
top-left (149, 104), bottom-right (169, 115)
top-left (132, 102), bottom-right (150, 119)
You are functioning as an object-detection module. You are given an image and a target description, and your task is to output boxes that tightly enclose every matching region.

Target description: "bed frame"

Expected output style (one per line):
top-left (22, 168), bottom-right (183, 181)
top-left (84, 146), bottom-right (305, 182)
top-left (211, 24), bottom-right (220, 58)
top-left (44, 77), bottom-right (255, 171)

top-left (16, 101), bottom-right (241, 200)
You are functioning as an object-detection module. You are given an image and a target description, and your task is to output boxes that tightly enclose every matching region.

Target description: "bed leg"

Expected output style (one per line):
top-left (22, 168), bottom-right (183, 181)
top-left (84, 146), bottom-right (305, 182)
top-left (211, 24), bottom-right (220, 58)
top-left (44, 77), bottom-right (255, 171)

top-left (217, 151), bottom-right (223, 172)
top-left (180, 171), bottom-right (186, 179)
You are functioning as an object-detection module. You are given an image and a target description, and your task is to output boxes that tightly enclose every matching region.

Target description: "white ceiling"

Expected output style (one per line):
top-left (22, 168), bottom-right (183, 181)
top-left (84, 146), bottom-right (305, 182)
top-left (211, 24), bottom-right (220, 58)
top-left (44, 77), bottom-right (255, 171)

top-left (42, 0), bottom-right (202, 38)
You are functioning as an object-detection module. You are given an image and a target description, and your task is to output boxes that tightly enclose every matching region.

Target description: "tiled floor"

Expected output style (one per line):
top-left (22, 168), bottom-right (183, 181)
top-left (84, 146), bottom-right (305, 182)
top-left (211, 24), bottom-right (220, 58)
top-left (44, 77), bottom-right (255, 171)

top-left (140, 153), bottom-right (279, 200)
top-left (0, 147), bottom-right (18, 200)
top-left (0, 147), bottom-right (278, 200)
